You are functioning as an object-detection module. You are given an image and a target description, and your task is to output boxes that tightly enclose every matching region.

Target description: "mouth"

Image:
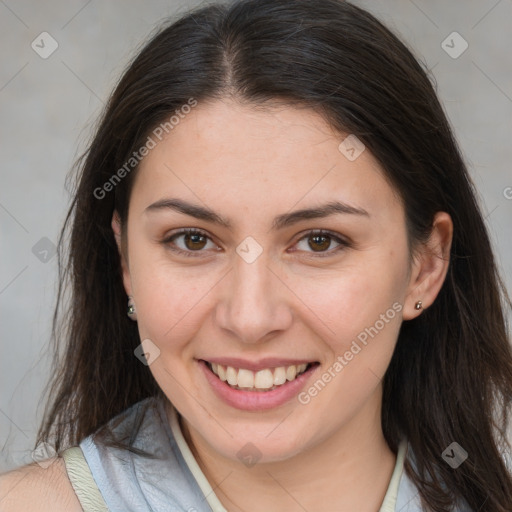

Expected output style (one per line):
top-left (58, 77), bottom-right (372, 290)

top-left (202, 360), bottom-right (319, 392)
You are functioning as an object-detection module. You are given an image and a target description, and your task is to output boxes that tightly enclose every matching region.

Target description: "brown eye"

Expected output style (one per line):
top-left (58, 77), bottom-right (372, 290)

top-left (163, 229), bottom-right (218, 257)
top-left (294, 230), bottom-right (349, 256)
top-left (308, 233), bottom-right (332, 252)
top-left (184, 232), bottom-right (207, 250)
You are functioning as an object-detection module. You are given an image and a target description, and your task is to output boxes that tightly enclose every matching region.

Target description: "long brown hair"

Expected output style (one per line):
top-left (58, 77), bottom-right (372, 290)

top-left (36, 1), bottom-right (512, 510)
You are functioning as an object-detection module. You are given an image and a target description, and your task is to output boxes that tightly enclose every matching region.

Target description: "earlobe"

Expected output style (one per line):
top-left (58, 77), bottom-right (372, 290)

top-left (111, 210), bottom-right (133, 296)
top-left (402, 211), bottom-right (453, 320)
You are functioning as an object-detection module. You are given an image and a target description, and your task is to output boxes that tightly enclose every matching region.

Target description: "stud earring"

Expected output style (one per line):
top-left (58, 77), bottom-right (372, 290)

top-left (127, 296), bottom-right (137, 320)
top-left (414, 300), bottom-right (423, 310)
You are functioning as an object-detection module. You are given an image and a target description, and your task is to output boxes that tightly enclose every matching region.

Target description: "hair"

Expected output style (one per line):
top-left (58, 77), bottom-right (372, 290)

top-left (35, 0), bottom-right (512, 510)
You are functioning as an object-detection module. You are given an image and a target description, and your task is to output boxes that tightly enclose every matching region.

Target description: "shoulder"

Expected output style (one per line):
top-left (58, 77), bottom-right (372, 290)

top-left (0, 457), bottom-right (82, 512)
top-left (0, 398), bottom-right (162, 512)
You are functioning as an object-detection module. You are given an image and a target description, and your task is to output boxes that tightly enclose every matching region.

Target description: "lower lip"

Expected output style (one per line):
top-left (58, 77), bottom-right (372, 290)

top-left (198, 360), bottom-right (319, 411)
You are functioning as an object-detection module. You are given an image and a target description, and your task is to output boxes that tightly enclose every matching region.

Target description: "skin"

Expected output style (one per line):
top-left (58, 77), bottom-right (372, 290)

top-left (111, 98), bottom-right (453, 512)
top-left (0, 458), bottom-right (82, 511)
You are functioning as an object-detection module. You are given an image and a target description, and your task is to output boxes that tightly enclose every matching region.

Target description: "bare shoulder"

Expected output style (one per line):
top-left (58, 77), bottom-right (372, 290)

top-left (0, 457), bottom-right (83, 512)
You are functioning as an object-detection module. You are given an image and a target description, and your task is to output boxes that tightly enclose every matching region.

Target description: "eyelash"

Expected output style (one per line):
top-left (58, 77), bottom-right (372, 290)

top-left (161, 228), bottom-right (350, 258)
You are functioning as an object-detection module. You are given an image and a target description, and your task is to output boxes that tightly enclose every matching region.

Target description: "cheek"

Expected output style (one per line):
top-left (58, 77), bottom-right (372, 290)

top-left (295, 268), bottom-right (404, 421)
top-left (290, 256), bottom-right (406, 346)
top-left (129, 248), bottom-right (219, 347)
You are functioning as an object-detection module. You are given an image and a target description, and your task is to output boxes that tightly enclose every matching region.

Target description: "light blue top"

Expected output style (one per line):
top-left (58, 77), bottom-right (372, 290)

top-left (71, 396), bottom-right (470, 511)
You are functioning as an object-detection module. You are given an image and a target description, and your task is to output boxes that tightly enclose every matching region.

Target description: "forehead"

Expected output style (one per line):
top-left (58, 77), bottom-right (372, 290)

top-left (131, 99), bottom-right (401, 223)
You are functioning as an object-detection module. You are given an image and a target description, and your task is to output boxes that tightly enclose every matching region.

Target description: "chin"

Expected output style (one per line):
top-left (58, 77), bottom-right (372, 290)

top-left (195, 419), bottom-right (315, 465)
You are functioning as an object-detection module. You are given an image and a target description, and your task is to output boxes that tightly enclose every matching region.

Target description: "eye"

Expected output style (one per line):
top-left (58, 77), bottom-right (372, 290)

top-left (162, 228), bottom-right (219, 257)
top-left (292, 230), bottom-right (349, 256)
top-left (162, 228), bottom-right (350, 258)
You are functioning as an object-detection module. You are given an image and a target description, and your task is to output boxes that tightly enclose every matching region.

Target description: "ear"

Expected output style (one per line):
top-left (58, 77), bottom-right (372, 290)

top-left (111, 210), bottom-right (133, 296)
top-left (402, 211), bottom-right (453, 320)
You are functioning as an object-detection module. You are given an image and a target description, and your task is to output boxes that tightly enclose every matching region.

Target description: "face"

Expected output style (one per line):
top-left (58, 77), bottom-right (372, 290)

top-left (116, 98), bottom-right (421, 463)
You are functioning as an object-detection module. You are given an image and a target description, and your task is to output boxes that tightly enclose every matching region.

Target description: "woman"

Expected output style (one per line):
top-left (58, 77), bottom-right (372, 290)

top-left (1, 0), bottom-right (511, 510)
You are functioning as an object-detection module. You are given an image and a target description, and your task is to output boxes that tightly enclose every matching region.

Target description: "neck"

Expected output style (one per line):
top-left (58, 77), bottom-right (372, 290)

top-left (177, 388), bottom-right (396, 512)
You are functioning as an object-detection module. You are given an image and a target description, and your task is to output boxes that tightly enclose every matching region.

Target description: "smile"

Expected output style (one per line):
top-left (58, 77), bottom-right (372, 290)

top-left (199, 358), bottom-right (320, 411)
top-left (206, 361), bottom-right (312, 391)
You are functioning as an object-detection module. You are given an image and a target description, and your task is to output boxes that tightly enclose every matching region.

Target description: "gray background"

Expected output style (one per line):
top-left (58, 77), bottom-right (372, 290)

top-left (1, 0), bottom-right (511, 472)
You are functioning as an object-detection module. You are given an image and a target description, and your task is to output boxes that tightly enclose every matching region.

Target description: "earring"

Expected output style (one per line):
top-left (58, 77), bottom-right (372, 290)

top-left (127, 296), bottom-right (137, 320)
top-left (414, 300), bottom-right (423, 310)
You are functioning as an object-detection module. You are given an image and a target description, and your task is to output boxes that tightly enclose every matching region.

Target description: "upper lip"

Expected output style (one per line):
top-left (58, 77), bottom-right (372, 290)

top-left (200, 357), bottom-right (317, 372)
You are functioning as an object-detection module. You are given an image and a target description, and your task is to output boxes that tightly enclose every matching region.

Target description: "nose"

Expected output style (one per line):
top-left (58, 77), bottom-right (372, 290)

top-left (215, 250), bottom-right (293, 344)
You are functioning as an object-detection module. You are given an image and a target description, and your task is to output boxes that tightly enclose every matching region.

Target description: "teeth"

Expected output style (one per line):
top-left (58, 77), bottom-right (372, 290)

top-left (237, 369), bottom-right (254, 388)
top-left (226, 366), bottom-right (238, 386)
top-left (286, 365), bottom-right (297, 381)
top-left (274, 366), bottom-right (287, 385)
top-left (208, 362), bottom-right (311, 390)
top-left (254, 369), bottom-right (274, 389)
top-left (217, 364), bottom-right (227, 381)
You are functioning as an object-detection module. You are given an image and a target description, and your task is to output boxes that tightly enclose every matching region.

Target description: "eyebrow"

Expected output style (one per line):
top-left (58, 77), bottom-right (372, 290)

top-left (145, 198), bottom-right (369, 230)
